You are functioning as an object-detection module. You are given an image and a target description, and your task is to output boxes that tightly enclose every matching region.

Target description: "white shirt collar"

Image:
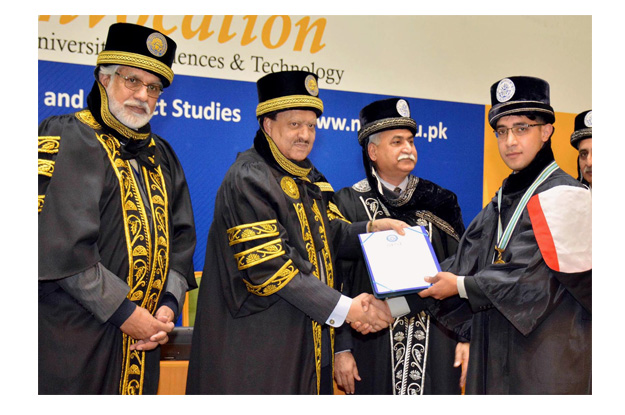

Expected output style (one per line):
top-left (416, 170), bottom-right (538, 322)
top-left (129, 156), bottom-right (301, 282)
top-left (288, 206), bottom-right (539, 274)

top-left (372, 168), bottom-right (409, 193)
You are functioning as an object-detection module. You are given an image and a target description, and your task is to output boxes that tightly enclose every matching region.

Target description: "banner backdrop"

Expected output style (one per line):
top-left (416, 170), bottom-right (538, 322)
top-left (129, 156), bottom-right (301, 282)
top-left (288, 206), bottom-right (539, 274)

top-left (38, 15), bottom-right (588, 271)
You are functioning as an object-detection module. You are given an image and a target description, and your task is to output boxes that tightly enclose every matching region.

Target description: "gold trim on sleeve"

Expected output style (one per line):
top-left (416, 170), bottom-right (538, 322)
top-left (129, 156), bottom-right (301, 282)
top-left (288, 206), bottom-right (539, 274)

top-left (38, 136), bottom-right (61, 154)
top-left (243, 259), bottom-right (299, 296)
top-left (227, 219), bottom-right (279, 246)
top-left (233, 238), bottom-right (285, 270)
top-left (38, 159), bottom-right (55, 177)
top-left (38, 195), bottom-right (45, 213)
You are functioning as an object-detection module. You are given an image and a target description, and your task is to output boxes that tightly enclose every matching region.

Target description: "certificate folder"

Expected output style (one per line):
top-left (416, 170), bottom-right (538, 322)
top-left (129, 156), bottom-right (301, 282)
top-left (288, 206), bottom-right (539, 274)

top-left (358, 225), bottom-right (441, 299)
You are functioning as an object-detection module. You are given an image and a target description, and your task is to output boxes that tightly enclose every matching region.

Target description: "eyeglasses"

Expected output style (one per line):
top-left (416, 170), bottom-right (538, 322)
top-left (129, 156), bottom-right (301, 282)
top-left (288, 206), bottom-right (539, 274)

top-left (115, 72), bottom-right (163, 98)
top-left (494, 123), bottom-right (545, 138)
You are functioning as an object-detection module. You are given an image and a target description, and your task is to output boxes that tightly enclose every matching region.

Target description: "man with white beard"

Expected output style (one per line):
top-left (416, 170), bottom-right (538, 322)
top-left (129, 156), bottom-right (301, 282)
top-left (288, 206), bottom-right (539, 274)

top-left (38, 23), bottom-right (197, 394)
top-left (332, 97), bottom-right (468, 395)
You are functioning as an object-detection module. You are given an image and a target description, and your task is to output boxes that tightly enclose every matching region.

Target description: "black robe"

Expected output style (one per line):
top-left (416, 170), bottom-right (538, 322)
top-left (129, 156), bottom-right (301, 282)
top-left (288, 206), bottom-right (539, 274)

top-left (186, 130), bottom-right (365, 394)
top-left (333, 175), bottom-right (465, 394)
top-left (421, 142), bottom-right (592, 394)
top-left (38, 82), bottom-right (197, 394)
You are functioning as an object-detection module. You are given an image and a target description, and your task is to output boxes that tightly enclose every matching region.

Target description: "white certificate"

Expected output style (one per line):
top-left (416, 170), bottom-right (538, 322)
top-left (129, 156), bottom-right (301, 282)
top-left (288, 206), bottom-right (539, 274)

top-left (358, 225), bottom-right (441, 298)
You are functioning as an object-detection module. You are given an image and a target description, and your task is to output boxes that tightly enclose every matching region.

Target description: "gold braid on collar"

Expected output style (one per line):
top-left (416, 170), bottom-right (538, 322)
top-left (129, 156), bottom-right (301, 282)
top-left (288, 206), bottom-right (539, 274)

top-left (263, 130), bottom-right (312, 178)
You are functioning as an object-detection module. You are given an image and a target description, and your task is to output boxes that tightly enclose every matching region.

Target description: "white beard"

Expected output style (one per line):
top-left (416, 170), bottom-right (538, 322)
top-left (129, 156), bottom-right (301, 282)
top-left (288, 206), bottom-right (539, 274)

top-left (107, 90), bottom-right (153, 129)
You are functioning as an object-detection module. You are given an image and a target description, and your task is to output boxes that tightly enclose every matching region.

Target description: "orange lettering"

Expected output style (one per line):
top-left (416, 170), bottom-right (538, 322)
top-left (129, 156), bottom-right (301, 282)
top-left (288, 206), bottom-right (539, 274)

top-left (241, 15), bottom-right (258, 46)
top-left (181, 15), bottom-right (215, 40)
top-left (59, 16), bottom-right (79, 24)
top-left (261, 15), bottom-right (291, 49)
top-left (88, 16), bottom-right (106, 28)
top-left (218, 16), bottom-right (236, 43)
top-left (115, 16), bottom-right (150, 25)
top-left (37, 15), bottom-right (330, 54)
top-left (294, 17), bottom-right (326, 54)
top-left (152, 15), bottom-right (177, 35)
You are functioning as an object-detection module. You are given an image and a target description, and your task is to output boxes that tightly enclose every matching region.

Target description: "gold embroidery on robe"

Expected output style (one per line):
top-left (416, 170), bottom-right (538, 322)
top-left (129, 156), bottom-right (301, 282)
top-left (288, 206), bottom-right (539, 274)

top-left (327, 201), bottom-right (350, 223)
top-left (281, 177), bottom-right (300, 199)
top-left (234, 238), bottom-right (285, 270)
top-left (292, 199), bottom-right (335, 394)
top-left (314, 181), bottom-right (333, 192)
top-left (87, 115), bottom-right (169, 395)
top-left (227, 219), bottom-right (279, 246)
top-left (38, 136), bottom-right (61, 154)
top-left (243, 259), bottom-right (299, 296)
top-left (38, 159), bottom-right (55, 177)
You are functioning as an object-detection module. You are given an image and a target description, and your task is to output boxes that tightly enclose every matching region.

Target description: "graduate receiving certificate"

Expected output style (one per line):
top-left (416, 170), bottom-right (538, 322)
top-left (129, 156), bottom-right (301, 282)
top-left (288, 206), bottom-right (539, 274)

top-left (358, 225), bottom-right (440, 298)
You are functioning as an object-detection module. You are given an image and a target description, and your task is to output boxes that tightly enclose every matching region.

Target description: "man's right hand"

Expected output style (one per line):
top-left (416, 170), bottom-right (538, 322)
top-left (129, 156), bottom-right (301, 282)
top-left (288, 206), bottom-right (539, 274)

top-left (119, 306), bottom-right (174, 349)
top-left (346, 293), bottom-right (393, 334)
top-left (334, 351), bottom-right (360, 394)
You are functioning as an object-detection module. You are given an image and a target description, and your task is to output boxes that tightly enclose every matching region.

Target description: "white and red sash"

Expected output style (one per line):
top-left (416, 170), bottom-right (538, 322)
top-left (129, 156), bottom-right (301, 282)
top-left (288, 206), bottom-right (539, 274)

top-left (528, 185), bottom-right (592, 273)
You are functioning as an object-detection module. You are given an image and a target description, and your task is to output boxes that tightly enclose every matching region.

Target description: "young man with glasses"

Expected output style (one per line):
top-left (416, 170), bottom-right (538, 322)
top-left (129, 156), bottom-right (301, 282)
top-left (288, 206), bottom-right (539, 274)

top-left (38, 23), bottom-right (197, 394)
top-left (416, 76), bottom-right (592, 394)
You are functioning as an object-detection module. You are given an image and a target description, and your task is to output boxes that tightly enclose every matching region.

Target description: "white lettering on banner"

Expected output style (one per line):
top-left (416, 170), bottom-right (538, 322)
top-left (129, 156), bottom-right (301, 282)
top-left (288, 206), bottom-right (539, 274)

top-left (43, 89), bottom-right (85, 109)
top-left (316, 116), bottom-right (450, 142)
top-left (425, 122), bottom-right (448, 142)
top-left (41, 88), bottom-right (242, 124)
top-left (171, 99), bottom-right (242, 122)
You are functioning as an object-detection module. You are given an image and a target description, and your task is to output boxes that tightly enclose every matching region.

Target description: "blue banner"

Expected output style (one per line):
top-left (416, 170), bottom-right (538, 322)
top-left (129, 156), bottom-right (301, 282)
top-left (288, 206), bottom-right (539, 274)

top-left (39, 60), bottom-right (484, 271)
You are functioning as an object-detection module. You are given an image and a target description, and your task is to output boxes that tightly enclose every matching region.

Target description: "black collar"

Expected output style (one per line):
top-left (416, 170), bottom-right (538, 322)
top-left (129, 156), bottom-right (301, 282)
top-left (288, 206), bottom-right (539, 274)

top-left (502, 139), bottom-right (555, 195)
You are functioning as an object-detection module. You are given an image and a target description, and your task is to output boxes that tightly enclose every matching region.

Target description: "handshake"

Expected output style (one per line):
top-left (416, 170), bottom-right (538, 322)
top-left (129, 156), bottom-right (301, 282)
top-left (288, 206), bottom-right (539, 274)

top-left (345, 293), bottom-right (394, 334)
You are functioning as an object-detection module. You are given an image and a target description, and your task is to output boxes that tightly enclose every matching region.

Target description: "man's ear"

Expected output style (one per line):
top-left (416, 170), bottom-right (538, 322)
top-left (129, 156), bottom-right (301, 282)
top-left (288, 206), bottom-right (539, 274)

top-left (262, 117), bottom-right (273, 136)
top-left (367, 142), bottom-right (378, 161)
top-left (99, 72), bottom-right (111, 88)
top-left (541, 123), bottom-right (554, 142)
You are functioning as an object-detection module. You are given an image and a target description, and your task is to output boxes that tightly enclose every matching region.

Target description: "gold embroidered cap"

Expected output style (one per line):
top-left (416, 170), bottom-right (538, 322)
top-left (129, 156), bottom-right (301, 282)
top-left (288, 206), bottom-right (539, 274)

top-left (96, 23), bottom-right (177, 87)
top-left (256, 71), bottom-right (324, 118)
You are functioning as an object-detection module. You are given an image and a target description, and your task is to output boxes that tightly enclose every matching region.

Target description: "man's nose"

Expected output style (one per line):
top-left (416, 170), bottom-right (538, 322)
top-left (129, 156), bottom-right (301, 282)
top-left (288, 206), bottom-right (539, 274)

top-left (503, 130), bottom-right (518, 146)
top-left (298, 126), bottom-right (310, 140)
top-left (133, 85), bottom-right (150, 101)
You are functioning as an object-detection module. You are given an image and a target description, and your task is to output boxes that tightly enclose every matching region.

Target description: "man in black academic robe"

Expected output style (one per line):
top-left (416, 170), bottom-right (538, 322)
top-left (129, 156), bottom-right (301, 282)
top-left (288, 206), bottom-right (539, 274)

top-left (570, 109), bottom-right (592, 188)
top-left (186, 71), bottom-right (402, 394)
top-left (418, 77), bottom-right (592, 394)
top-left (38, 23), bottom-right (197, 394)
top-left (333, 98), bottom-right (466, 395)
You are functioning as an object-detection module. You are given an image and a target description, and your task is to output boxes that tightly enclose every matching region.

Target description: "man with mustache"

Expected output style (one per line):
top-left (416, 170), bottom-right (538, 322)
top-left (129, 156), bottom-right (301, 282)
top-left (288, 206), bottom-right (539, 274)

top-left (570, 110), bottom-right (592, 188)
top-left (186, 71), bottom-right (404, 394)
top-left (332, 98), bottom-right (467, 395)
top-left (418, 77), bottom-right (592, 393)
top-left (38, 23), bottom-right (197, 394)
